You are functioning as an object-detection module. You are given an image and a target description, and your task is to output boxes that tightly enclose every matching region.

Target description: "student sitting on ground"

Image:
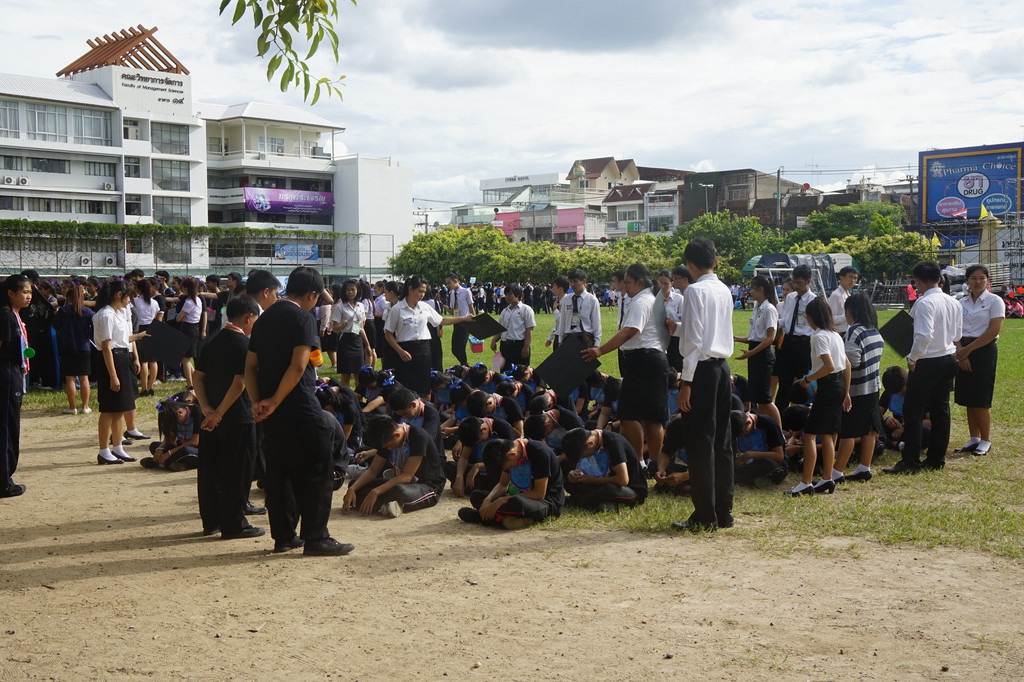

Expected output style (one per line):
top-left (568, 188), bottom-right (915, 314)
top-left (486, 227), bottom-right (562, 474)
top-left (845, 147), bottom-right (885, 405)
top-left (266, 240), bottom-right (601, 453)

top-left (494, 377), bottom-right (534, 415)
top-left (523, 401), bottom-right (585, 457)
top-left (781, 403), bottom-right (813, 472)
top-left (653, 416), bottom-right (690, 495)
top-left (457, 437), bottom-right (565, 530)
top-left (560, 428), bottom-right (648, 511)
top-left (445, 416), bottom-right (517, 497)
top-left (466, 363), bottom-right (497, 393)
top-left (730, 410), bottom-right (787, 488)
top-left (141, 400), bottom-right (202, 471)
top-left (466, 389), bottom-right (524, 437)
top-left (387, 386), bottom-right (444, 456)
top-left (342, 415), bottom-right (446, 518)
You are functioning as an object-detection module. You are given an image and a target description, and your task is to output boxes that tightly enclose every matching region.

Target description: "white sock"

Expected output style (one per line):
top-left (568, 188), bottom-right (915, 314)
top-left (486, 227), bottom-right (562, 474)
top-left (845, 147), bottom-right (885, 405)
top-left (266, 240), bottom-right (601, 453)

top-left (111, 445), bottom-right (128, 458)
top-left (126, 429), bottom-right (145, 438)
top-left (791, 482), bottom-right (812, 493)
top-left (832, 468), bottom-right (845, 480)
top-left (853, 464), bottom-right (871, 474)
top-left (98, 448), bottom-right (117, 461)
top-left (977, 440), bottom-right (991, 452)
top-left (964, 437), bottom-right (981, 448)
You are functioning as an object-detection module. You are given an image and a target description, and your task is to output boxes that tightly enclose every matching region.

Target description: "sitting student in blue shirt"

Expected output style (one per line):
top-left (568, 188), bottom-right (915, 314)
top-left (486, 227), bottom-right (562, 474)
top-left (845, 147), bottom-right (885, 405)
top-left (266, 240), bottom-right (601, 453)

top-left (457, 437), bottom-right (564, 530)
top-left (466, 363), bottom-right (497, 393)
top-left (494, 377), bottom-right (534, 415)
top-left (388, 386), bottom-right (443, 456)
top-left (730, 410), bottom-right (787, 488)
top-left (523, 403), bottom-right (584, 457)
top-left (560, 428), bottom-right (648, 512)
top-left (445, 416), bottom-right (517, 497)
top-left (466, 389), bottom-right (524, 437)
top-left (879, 365), bottom-right (931, 452)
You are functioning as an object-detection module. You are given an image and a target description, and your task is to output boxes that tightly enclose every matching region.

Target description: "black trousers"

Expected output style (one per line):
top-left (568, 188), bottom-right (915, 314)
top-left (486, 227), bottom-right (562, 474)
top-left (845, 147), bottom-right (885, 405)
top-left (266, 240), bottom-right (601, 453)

top-left (565, 482), bottom-right (641, 509)
top-left (353, 478), bottom-right (441, 513)
top-left (442, 459), bottom-right (498, 493)
top-left (469, 488), bottom-right (553, 524)
top-left (901, 354), bottom-right (957, 467)
top-left (197, 422), bottom-right (256, 535)
top-left (262, 415), bottom-right (335, 542)
top-left (428, 324), bottom-right (444, 372)
top-left (451, 324), bottom-right (470, 366)
top-left (499, 340), bottom-right (526, 369)
top-left (0, 362), bottom-right (22, 487)
top-left (774, 335), bottom-right (811, 410)
top-left (680, 358), bottom-right (734, 527)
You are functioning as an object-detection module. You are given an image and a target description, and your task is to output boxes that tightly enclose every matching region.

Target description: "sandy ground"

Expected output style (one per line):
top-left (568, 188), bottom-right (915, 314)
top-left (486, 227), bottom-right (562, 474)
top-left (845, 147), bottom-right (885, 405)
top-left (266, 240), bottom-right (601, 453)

top-left (2, 409), bottom-right (1023, 681)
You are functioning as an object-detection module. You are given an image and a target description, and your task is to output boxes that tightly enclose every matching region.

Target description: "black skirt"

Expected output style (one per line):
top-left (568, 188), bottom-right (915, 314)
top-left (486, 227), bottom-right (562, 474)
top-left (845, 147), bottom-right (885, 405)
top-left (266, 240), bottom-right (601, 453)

top-left (60, 350), bottom-right (91, 377)
top-left (746, 342), bottom-right (775, 404)
top-left (337, 333), bottom-right (364, 374)
top-left (97, 349), bottom-right (138, 413)
top-left (136, 324), bottom-right (156, 363)
top-left (180, 321), bottom-right (201, 358)
top-left (320, 330), bottom-right (339, 353)
top-left (393, 340), bottom-right (431, 395)
top-left (618, 349), bottom-right (670, 423)
top-left (803, 372), bottom-right (844, 435)
top-left (840, 392), bottom-right (884, 439)
top-left (954, 340), bottom-right (997, 408)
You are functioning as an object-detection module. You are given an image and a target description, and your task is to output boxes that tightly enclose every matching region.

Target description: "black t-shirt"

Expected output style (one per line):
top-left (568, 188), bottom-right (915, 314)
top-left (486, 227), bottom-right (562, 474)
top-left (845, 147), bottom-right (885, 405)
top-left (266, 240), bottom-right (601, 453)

top-left (0, 308), bottom-right (23, 367)
top-left (735, 415), bottom-right (785, 458)
top-left (335, 385), bottom-right (363, 450)
top-left (564, 430), bottom-right (647, 500)
top-left (321, 409), bottom-right (348, 468)
top-left (195, 328), bottom-right (252, 425)
top-left (466, 417), bottom-right (517, 463)
top-left (396, 400), bottom-right (443, 455)
top-left (505, 440), bottom-right (564, 513)
top-left (374, 424), bottom-right (446, 491)
top-left (248, 299), bottom-right (321, 423)
top-left (493, 396), bottom-right (524, 424)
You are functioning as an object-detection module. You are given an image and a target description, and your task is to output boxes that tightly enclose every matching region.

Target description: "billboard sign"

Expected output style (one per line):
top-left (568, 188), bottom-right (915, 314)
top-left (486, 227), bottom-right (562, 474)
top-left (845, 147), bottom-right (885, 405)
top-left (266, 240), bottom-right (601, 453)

top-left (920, 143), bottom-right (1022, 223)
top-left (243, 187), bottom-right (333, 216)
top-left (274, 243), bottom-right (319, 261)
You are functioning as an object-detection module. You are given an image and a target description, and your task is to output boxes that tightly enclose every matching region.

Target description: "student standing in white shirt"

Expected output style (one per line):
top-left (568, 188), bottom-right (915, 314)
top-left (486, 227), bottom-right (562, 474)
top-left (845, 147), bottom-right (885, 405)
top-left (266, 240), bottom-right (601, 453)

top-left (775, 265), bottom-right (817, 410)
top-left (734, 274), bottom-right (782, 428)
top-left (953, 264), bottom-right (1004, 456)
top-left (827, 266), bottom-right (859, 333)
top-left (556, 269), bottom-right (601, 349)
top-left (492, 283), bottom-right (536, 369)
top-left (669, 238), bottom-right (735, 532)
top-left (93, 280), bottom-right (143, 465)
top-left (884, 260), bottom-right (962, 475)
top-left (657, 270), bottom-right (685, 372)
top-left (544, 276), bottom-right (570, 350)
top-left (444, 273), bottom-right (476, 366)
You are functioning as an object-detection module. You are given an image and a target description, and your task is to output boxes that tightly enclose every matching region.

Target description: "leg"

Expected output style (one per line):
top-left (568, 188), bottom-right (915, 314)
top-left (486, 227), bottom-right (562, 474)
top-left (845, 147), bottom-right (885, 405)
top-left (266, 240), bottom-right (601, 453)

top-left (137, 361), bottom-right (148, 396)
top-left (64, 376), bottom-right (77, 410)
top-left (286, 419), bottom-right (335, 541)
top-left (340, 373), bottom-right (352, 388)
top-left (494, 495), bottom-right (551, 523)
top-left (451, 324), bottom-right (469, 366)
top-left (858, 431), bottom-right (876, 466)
top-left (800, 433), bottom-right (817, 485)
top-left (181, 357), bottom-right (194, 387)
top-left (79, 375), bottom-right (90, 410)
top-left (819, 433), bottom-right (836, 482)
top-left (377, 482), bottom-right (440, 513)
top-left (923, 357), bottom-right (956, 467)
top-left (758, 402), bottom-right (782, 429)
top-left (619, 420), bottom-right (644, 467)
top-left (643, 421), bottom-right (664, 471)
top-left (565, 483), bottom-right (638, 510)
top-left (835, 437), bottom-right (855, 472)
top-left (262, 426), bottom-right (300, 541)
top-left (900, 369), bottom-right (928, 467)
top-left (711, 362), bottom-right (735, 522)
top-left (196, 428), bottom-right (223, 533)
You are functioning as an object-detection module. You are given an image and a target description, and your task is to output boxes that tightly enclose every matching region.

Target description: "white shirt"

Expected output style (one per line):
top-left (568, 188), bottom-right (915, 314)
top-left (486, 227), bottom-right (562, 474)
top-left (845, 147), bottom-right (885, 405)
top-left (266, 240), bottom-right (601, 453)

top-left (908, 287), bottom-right (962, 362)
top-left (809, 328), bottom-right (848, 376)
top-left (448, 286), bottom-right (474, 316)
top-left (385, 299), bottom-right (443, 342)
top-left (661, 288), bottom-right (684, 324)
top-left (960, 289), bottom-right (1004, 339)
top-left (556, 289), bottom-right (602, 345)
top-left (678, 273), bottom-right (734, 381)
top-left (373, 294), bottom-right (388, 317)
top-left (747, 299), bottom-right (779, 343)
top-left (332, 301), bottom-right (366, 335)
top-left (499, 302), bottom-right (536, 342)
top-left (547, 305), bottom-right (561, 343)
top-left (93, 306), bottom-right (131, 349)
top-left (180, 297), bottom-right (203, 324)
top-left (133, 296), bottom-right (161, 326)
top-left (620, 288), bottom-right (664, 352)
top-left (616, 293), bottom-right (631, 328)
top-left (779, 290), bottom-right (816, 337)
top-left (827, 286), bottom-right (851, 333)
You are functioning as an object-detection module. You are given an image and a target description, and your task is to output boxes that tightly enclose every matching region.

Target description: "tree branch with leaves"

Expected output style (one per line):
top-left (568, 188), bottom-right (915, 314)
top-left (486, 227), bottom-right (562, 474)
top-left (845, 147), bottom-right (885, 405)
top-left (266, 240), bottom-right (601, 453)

top-left (221, 0), bottom-right (355, 104)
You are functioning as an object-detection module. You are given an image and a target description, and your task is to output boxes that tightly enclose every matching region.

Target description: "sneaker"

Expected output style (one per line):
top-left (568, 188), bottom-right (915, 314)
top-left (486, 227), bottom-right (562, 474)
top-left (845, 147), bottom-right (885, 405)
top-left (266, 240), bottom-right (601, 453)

top-left (221, 526), bottom-right (266, 540)
top-left (302, 537), bottom-right (355, 556)
top-left (379, 500), bottom-right (403, 518)
top-left (458, 507), bottom-right (482, 524)
top-left (500, 516), bottom-right (535, 530)
top-left (81, 407), bottom-right (92, 414)
top-left (272, 536), bottom-right (305, 553)
top-left (61, 408), bottom-right (77, 415)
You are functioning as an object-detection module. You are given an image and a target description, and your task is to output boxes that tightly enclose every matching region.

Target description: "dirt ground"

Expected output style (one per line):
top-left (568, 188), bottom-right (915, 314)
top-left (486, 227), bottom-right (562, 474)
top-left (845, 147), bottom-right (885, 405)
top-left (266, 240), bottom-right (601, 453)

top-left (2, 409), bottom-right (1022, 681)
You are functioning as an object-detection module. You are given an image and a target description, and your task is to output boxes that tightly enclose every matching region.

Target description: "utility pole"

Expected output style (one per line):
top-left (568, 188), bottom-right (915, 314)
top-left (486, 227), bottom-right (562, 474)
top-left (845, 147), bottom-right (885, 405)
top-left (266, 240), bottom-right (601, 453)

top-left (776, 167), bottom-right (782, 231)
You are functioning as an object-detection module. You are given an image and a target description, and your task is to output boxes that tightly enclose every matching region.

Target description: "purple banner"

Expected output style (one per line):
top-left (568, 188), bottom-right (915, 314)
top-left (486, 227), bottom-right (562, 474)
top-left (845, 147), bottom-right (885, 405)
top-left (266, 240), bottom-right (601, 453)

top-left (243, 187), bottom-right (333, 216)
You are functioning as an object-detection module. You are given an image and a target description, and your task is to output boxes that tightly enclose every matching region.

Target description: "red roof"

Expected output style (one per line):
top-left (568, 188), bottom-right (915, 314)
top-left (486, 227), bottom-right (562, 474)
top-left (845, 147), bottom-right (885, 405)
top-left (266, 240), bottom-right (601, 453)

top-left (566, 157), bottom-right (615, 181)
top-left (602, 183), bottom-right (654, 203)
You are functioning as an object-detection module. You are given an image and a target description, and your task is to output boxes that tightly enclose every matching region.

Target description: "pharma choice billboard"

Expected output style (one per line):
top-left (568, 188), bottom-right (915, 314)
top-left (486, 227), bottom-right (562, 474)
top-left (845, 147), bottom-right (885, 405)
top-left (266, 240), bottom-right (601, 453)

top-left (243, 187), bottom-right (333, 216)
top-left (920, 143), bottom-right (1022, 223)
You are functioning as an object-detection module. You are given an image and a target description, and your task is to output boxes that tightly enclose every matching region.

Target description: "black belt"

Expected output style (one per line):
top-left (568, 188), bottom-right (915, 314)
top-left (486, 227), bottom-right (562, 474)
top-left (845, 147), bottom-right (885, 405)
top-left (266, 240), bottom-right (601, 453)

top-left (111, 347), bottom-right (131, 355)
top-left (697, 357), bottom-right (727, 365)
top-left (623, 348), bottom-right (662, 355)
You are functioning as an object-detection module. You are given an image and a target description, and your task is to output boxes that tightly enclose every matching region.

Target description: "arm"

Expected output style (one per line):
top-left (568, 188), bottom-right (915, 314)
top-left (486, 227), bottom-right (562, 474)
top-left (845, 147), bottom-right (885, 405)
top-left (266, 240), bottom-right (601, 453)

top-left (342, 455), bottom-right (387, 511)
top-left (801, 353), bottom-right (836, 384)
top-left (956, 316), bottom-right (1003, 363)
top-left (842, 363), bottom-right (852, 411)
top-left (385, 329), bottom-right (412, 363)
top-left (588, 297), bottom-right (602, 346)
top-left (358, 454), bottom-right (423, 515)
top-left (254, 345), bottom-right (311, 421)
top-left (737, 446), bottom-right (785, 464)
top-left (581, 327), bottom-right (638, 362)
top-left (907, 302), bottom-right (934, 367)
top-left (199, 306), bottom-right (208, 339)
top-left (522, 326), bottom-right (533, 360)
top-left (101, 339), bottom-right (119, 391)
top-left (736, 326), bottom-right (775, 360)
top-left (571, 461), bottom-right (628, 487)
top-left (244, 350), bottom-right (261, 406)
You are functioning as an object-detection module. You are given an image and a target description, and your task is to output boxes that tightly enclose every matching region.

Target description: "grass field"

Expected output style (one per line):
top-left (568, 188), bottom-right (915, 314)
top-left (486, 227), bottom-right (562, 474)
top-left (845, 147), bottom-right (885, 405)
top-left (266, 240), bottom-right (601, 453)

top-left (22, 307), bottom-right (1024, 558)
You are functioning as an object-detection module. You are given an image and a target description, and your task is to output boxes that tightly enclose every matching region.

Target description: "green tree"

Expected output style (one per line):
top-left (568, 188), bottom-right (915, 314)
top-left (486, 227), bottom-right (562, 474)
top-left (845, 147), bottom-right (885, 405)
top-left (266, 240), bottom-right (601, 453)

top-left (787, 202), bottom-right (906, 245)
top-left (788, 232), bottom-right (937, 279)
top-left (390, 226), bottom-right (514, 284)
top-left (670, 213), bottom-right (780, 281)
top-left (221, 0), bottom-right (352, 104)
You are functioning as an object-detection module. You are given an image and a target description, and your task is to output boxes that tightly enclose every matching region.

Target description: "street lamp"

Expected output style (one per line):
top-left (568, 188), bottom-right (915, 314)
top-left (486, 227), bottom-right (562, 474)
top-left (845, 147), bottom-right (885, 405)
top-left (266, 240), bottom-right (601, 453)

top-left (699, 183), bottom-right (714, 214)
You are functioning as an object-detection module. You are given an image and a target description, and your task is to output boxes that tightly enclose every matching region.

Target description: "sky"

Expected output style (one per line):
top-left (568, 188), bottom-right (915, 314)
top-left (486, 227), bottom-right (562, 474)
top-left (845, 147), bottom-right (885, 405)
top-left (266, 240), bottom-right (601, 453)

top-left (4, 0), bottom-right (1024, 224)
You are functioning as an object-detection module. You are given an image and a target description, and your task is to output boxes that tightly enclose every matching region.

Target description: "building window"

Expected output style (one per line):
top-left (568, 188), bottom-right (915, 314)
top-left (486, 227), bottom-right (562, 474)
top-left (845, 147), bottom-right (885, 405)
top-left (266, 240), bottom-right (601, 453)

top-left (0, 195), bottom-right (24, 211)
top-left (207, 137), bottom-right (227, 154)
top-left (25, 104), bottom-right (68, 142)
top-left (125, 237), bottom-right (147, 254)
top-left (151, 122), bottom-right (189, 155)
top-left (124, 157), bottom-right (141, 178)
top-left (1, 155), bottom-right (22, 171)
top-left (648, 216), bottom-right (675, 232)
top-left (617, 208), bottom-right (639, 221)
top-left (154, 234), bottom-right (192, 263)
top-left (727, 186), bottom-right (750, 201)
top-left (320, 243), bottom-right (334, 259)
top-left (123, 119), bottom-right (141, 140)
top-left (0, 100), bottom-right (18, 138)
top-left (258, 136), bottom-right (285, 155)
top-left (27, 198), bottom-right (73, 213)
top-left (125, 194), bottom-right (143, 216)
top-left (302, 139), bottom-right (318, 157)
top-left (28, 157), bottom-right (70, 174)
top-left (84, 161), bottom-right (116, 177)
top-left (72, 108), bottom-right (113, 146)
top-left (152, 159), bottom-right (190, 192)
top-left (153, 196), bottom-right (191, 226)
top-left (74, 200), bottom-right (116, 215)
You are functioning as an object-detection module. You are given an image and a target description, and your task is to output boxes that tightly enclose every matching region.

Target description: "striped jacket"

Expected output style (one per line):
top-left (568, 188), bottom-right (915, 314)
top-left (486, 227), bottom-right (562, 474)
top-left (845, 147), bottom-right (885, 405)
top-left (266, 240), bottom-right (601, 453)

top-left (845, 323), bottom-right (883, 397)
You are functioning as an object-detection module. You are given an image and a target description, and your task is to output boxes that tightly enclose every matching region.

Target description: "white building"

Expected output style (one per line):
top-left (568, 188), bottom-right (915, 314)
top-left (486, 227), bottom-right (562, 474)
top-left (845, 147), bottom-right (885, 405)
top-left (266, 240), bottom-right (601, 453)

top-left (0, 25), bottom-right (410, 278)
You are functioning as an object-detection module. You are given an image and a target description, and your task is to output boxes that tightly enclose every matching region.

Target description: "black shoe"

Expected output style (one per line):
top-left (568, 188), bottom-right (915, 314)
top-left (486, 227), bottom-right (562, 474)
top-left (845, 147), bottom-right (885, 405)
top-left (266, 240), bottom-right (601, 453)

top-left (787, 484), bottom-right (815, 496)
top-left (813, 479), bottom-right (836, 495)
top-left (222, 526), bottom-right (266, 540)
top-left (0, 483), bottom-right (26, 498)
top-left (149, 442), bottom-right (159, 455)
top-left (111, 450), bottom-right (137, 463)
top-left (972, 446), bottom-right (990, 457)
top-left (244, 501), bottom-right (267, 516)
top-left (139, 457), bottom-right (160, 469)
top-left (303, 537), bottom-right (355, 556)
top-left (954, 442), bottom-right (978, 453)
top-left (125, 430), bottom-right (151, 441)
top-left (97, 453), bottom-right (123, 465)
top-left (846, 469), bottom-right (873, 482)
top-left (114, 437), bottom-right (133, 447)
top-left (273, 536), bottom-right (305, 553)
top-left (883, 461), bottom-right (921, 475)
top-left (458, 507), bottom-right (482, 524)
top-left (202, 526), bottom-right (221, 537)
top-left (718, 515), bottom-right (735, 529)
top-left (922, 459), bottom-right (945, 471)
top-left (671, 517), bottom-right (717, 533)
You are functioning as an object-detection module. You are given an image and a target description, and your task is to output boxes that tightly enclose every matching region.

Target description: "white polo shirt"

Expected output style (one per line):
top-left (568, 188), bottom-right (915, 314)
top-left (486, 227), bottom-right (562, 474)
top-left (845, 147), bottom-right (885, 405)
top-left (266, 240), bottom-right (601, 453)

top-left (498, 302), bottom-right (536, 342)
top-left (385, 299), bottom-right (443, 343)
top-left (960, 289), bottom-right (1004, 339)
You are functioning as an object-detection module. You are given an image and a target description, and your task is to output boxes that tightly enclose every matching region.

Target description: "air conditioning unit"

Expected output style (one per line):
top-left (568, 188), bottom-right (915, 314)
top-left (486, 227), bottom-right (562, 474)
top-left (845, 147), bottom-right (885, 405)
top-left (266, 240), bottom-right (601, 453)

top-left (258, 152), bottom-right (266, 160)
top-left (17, 177), bottom-right (28, 185)
top-left (80, 256), bottom-right (91, 266)
top-left (2, 176), bottom-right (12, 185)
top-left (104, 256), bottom-right (116, 266)
top-left (103, 183), bottom-right (114, 191)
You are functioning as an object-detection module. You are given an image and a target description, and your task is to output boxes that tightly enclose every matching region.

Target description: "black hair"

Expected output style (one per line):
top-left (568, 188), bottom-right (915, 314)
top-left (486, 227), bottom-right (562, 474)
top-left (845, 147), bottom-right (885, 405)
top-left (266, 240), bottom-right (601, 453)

top-left (657, 269), bottom-right (671, 281)
top-left (624, 263), bottom-right (652, 288)
top-left (446, 272), bottom-right (459, 282)
top-left (838, 266), bottom-right (859, 278)
top-left (357, 366), bottom-right (383, 387)
top-left (384, 280), bottom-right (401, 296)
top-left (400, 275), bottom-right (427, 300)
top-left (788, 381), bottom-right (812, 406)
top-left (560, 428), bottom-right (590, 461)
top-left (206, 274), bottom-right (221, 286)
top-left (359, 280), bottom-right (372, 301)
top-left (182, 276), bottom-right (201, 307)
top-left (881, 365), bottom-right (907, 394)
top-left (509, 365), bottom-right (531, 381)
top-left (493, 380), bottom-right (516, 398)
top-left (844, 292), bottom-right (877, 329)
top-left (804, 296), bottom-right (834, 331)
top-left (552, 275), bottom-right (570, 292)
top-left (782, 404), bottom-right (810, 432)
top-left (128, 268), bottom-right (146, 280)
top-left (227, 294), bottom-right (260, 321)
top-left (136, 277), bottom-right (153, 305)
top-left (341, 279), bottom-right (361, 305)
top-left (465, 390), bottom-right (490, 417)
top-left (662, 417), bottom-right (686, 456)
top-left (95, 279), bottom-right (131, 311)
top-left (683, 237), bottom-right (716, 270)
top-left (316, 385), bottom-right (344, 412)
top-left (482, 438), bottom-right (514, 476)
top-left (364, 415), bottom-right (400, 451)
top-left (330, 282), bottom-right (345, 301)
top-left (449, 384), bottom-right (472, 407)
top-left (729, 410), bottom-right (749, 438)
top-left (505, 283), bottom-right (522, 299)
top-left (246, 269), bottom-right (280, 296)
top-left (467, 364), bottom-right (489, 388)
top-left (457, 416), bottom-right (486, 447)
top-left (965, 264), bottom-right (989, 281)
top-left (523, 413), bottom-right (548, 440)
top-left (386, 387), bottom-right (419, 412)
top-left (1, 274), bottom-right (29, 308)
top-left (791, 264), bottom-right (812, 281)
top-left (285, 266), bottom-right (324, 297)
top-left (20, 269), bottom-right (39, 283)
top-left (567, 268), bottom-right (586, 282)
top-left (611, 269), bottom-right (625, 282)
top-left (750, 274), bottom-right (778, 306)
top-left (528, 393), bottom-right (552, 414)
top-left (672, 265), bottom-right (693, 284)
top-left (154, 269), bottom-right (171, 282)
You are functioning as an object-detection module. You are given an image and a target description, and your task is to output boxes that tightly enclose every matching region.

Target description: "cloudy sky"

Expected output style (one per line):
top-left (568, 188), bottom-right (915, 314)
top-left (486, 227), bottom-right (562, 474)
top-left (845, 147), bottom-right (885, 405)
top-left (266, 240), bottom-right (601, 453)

top-left (4, 0), bottom-right (1024, 222)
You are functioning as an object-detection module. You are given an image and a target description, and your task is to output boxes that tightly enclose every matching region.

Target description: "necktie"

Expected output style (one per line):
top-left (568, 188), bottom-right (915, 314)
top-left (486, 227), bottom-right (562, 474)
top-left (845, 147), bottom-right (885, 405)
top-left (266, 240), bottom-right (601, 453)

top-left (571, 294), bottom-right (581, 330)
top-left (618, 297), bottom-right (625, 327)
top-left (789, 295), bottom-right (801, 335)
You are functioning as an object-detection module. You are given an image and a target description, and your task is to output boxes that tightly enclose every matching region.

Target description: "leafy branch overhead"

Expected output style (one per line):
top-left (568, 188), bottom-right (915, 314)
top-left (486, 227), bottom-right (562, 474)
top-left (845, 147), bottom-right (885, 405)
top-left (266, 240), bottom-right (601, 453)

top-left (220, 0), bottom-right (355, 104)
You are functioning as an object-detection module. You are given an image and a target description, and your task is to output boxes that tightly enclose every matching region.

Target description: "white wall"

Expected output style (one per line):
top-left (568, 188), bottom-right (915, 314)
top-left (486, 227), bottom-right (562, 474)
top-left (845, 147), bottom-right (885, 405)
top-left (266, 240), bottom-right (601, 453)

top-left (333, 155), bottom-right (412, 270)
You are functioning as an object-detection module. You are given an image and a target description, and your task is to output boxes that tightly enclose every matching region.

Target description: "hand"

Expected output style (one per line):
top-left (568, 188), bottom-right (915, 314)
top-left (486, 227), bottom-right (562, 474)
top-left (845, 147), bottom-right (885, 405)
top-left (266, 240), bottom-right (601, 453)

top-left (907, 360), bottom-right (916, 373)
top-left (479, 497), bottom-right (507, 522)
top-left (466, 463), bottom-right (480, 488)
top-left (581, 347), bottom-right (601, 362)
top-left (201, 413), bottom-right (222, 431)
top-left (955, 346), bottom-right (970, 362)
top-left (110, 376), bottom-right (120, 392)
top-left (399, 350), bottom-right (413, 362)
top-left (677, 384), bottom-right (691, 412)
top-left (359, 489), bottom-right (379, 515)
top-left (152, 448), bottom-right (170, 465)
top-left (842, 393), bottom-right (852, 412)
top-left (665, 320), bottom-right (677, 334)
top-left (959, 357), bottom-right (973, 372)
top-left (545, 339), bottom-right (552, 348)
top-left (491, 341), bottom-right (498, 352)
top-left (133, 360), bottom-right (141, 375)
top-left (735, 350), bottom-right (752, 360)
top-left (568, 469), bottom-right (583, 483)
top-left (341, 488), bottom-right (357, 513)
top-left (663, 472), bottom-right (687, 487)
top-left (253, 398), bottom-right (278, 422)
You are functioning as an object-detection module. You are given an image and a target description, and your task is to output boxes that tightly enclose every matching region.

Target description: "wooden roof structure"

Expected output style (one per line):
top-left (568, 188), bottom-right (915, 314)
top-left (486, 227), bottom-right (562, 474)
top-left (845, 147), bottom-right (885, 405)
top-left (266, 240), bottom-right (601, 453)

top-left (56, 25), bottom-right (189, 77)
